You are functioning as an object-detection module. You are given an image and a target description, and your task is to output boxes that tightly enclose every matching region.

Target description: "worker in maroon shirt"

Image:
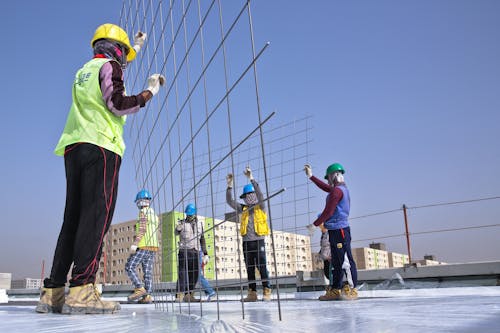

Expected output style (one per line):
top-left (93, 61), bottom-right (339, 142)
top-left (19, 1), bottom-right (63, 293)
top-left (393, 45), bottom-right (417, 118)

top-left (305, 163), bottom-right (358, 300)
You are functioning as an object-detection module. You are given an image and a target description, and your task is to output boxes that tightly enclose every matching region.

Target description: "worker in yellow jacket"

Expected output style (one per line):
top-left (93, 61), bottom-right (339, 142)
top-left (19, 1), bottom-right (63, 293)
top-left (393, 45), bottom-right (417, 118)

top-left (126, 189), bottom-right (159, 304)
top-left (226, 166), bottom-right (272, 302)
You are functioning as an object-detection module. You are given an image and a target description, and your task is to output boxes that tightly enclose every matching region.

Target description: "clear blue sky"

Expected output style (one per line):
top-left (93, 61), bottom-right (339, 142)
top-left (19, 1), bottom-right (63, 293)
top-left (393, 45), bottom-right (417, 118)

top-left (1, 1), bottom-right (499, 279)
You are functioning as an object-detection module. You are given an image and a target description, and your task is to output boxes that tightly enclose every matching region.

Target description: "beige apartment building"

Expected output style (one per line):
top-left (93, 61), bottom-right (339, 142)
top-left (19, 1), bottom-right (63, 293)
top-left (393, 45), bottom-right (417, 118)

top-left (97, 220), bottom-right (152, 285)
top-left (312, 242), bottom-right (411, 271)
top-left (210, 220), bottom-right (313, 280)
top-left (98, 212), bottom-right (312, 285)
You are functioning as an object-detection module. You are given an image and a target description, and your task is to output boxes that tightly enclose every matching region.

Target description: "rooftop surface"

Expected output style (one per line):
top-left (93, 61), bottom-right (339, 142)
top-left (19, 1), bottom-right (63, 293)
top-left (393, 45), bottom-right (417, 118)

top-left (1, 287), bottom-right (500, 332)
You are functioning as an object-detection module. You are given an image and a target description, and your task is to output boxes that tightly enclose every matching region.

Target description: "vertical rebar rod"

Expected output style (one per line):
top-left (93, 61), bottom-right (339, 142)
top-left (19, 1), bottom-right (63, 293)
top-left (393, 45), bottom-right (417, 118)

top-left (403, 204), bottom-right (412, 263)
top-left (246, 2), bottom-right (282, 321)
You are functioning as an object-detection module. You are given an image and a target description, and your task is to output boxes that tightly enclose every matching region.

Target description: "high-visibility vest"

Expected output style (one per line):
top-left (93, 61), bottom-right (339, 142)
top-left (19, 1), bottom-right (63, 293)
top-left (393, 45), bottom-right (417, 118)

top-left (240, 205), bottom-right (269, 236)
top-left (54, 58), bottom-right (126, 157)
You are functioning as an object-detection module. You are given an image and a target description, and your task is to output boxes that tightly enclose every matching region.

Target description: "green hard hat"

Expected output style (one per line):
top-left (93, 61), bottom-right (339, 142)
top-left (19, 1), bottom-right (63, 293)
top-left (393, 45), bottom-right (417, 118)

top-left (324, 163), bottom-right (345, 179)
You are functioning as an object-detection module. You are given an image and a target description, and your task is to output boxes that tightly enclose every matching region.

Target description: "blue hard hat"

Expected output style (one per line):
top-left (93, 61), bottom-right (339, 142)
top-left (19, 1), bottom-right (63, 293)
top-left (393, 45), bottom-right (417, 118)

top-left (135, 189), bottom-right (152, 202)
top-left (185, 203), bottom-right (197, 216)
top-left (240, 183), bottom-right (255, 198)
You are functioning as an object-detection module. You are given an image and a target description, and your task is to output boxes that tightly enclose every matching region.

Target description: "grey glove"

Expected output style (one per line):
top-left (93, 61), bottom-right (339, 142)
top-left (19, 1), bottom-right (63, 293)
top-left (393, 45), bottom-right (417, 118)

top-left (306, 223), bottom-right (316, 236)
top-left (226, 173), bottom-right (234, 188)
top-left (243, 166), bottom-right (253, 180)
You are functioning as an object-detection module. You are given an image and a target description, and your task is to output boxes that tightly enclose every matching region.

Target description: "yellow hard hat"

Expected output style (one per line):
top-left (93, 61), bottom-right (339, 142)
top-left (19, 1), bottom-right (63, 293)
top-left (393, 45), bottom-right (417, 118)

top-left (91, 23), bottom-right (136, 62)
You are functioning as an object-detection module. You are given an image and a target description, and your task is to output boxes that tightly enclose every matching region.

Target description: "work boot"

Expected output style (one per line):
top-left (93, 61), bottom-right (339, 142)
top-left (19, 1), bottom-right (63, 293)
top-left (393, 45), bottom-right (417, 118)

top-left (61, 283), bottom-right (121, 314)
top-left (128, 287), bottom-right (147, 302)
top-left (175, 292), bottom-right (184, 302)
top-left (318, 286), bottom-right (331, 301)
top-left (183, 292), bottom-right (201, 302)
top-left (341, 283), bottom-right (358, 300)
top-left (319, 287), bottom-right (341, 301)
top-left (242, 290), bottom-right (258, 302)
top-left (263, 287), bottom-right (272, 302)
top-left (138, 294), bottom-right (153, 304)
top-left (35, 286), bottom-right (65, 313)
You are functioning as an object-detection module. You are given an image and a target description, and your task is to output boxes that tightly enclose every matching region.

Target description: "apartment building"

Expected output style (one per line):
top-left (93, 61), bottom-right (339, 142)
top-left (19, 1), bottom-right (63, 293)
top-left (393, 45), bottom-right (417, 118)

top-left (312, 242), bottom-right (410, 271)
top-left (352, 247), bottom-right (391, 270)
top-left (97, 219), bottom-right (163, 285)
top-left (99, 211), bottom-right (312, 285)
top-left (11, 278), bottom-right (42, 289)
top-left (210, 220), bottom-right (313, 280)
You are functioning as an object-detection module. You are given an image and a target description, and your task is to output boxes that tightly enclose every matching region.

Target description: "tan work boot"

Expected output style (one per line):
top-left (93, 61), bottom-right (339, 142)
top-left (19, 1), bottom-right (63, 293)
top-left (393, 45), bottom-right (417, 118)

top-left (175, 292), bottom-right (184, 302)
top-left (61, 283), bottom-right (121, 314)
top-left (138, 294), bottom-right (153, 304)
top-left (128, 287), bottom-right (147, 302)
top-left (263, 287), bottom-right (272, 302)
top-left (35, 287), bottom-right (65, 313)
top-left (319, 287), bottom-right (342, 301)
top-left (183, 292), bottom-right (201, 302)
top-left (242, 290), bottom-right (258, 302)
top-left (318, 286), bottom-right (331, 301)
top-left (341, 284), bottom-right (358, 300)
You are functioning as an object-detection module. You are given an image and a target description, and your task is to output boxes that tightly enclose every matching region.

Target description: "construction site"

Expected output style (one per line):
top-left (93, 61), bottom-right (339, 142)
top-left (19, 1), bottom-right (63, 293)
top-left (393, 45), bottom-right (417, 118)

top-left (1, 0), bottom-right (500, 332)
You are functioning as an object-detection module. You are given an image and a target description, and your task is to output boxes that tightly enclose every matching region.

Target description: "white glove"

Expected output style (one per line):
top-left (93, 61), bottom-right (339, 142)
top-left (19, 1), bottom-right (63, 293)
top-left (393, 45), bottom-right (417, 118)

top-left (202, 255), bottom-right (210, 265)
top-left (243, 166), bottom-right (253, 180)
top-left (226, 173), bottom-right (234, 188)
top-left (133, 31), bottom-right (147, 52)
top-left (304, 164), bottom-right (312, 178)
top-left (176, 223), bottom-right (183, 232)
top-left (130, 245), bottom-right (138, 253)
top-left (306, 223), bottom-right (316, 236)
top-left (147, 74), bottom-right (166, 96)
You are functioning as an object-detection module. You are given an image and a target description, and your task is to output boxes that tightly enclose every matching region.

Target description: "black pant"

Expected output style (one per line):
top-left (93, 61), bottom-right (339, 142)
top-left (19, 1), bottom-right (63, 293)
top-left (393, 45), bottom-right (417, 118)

top-left (177, 249), bottom-right (199, 293)
top-left (45, 143), bottom-right (121, 288)
top-left (329, 227), bottom-right (358, 289)
top-left (323, 260), bottom-right (332, 282)
top-left (243, 239), bottom-right (270, 291)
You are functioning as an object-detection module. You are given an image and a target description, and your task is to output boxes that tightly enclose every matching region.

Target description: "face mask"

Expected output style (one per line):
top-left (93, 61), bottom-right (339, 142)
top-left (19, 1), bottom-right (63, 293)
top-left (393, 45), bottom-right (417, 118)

top-left (244, 192), bottom-right (258, 205)
top-left (329, 172), bottom-right (344, 184)
top-left (136, 199), bottom-right (149, 208)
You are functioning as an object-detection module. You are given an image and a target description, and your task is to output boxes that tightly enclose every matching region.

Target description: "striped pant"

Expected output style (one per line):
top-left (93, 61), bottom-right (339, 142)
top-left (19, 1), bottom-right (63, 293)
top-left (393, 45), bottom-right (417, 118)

top-left (125, 249), bottom-right (156, 293)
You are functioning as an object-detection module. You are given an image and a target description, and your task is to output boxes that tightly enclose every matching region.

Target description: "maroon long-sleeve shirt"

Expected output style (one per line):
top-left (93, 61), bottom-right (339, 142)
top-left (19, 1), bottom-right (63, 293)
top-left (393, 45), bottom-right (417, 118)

top-left (95, 55), bottom-right (147, 115)
top-left (310, 175), bottom-right (344, 226)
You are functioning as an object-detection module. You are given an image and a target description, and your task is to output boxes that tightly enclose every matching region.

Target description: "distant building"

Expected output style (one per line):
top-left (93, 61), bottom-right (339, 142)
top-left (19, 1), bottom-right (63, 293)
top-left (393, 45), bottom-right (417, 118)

top-left (0, 273), bottom-right (11, 290)
top-left (11, 278), bottom-right (42, 289)
top-left (369, 242), bottom-right (387, 251)
top-left (388, 252), bottom-right (409, 268)
top-left (413, 258), bottom-right (445, 266)
top-left (352, 247), bottom-right (391, 270)
top-left (98, 219), bottom-right (162, 285)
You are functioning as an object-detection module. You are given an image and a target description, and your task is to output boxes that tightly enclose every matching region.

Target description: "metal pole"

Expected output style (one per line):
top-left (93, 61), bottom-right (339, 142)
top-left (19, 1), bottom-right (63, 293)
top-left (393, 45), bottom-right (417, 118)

top-left (402, 204), bottom-right (412, 263)
top-left (103, 251), bottom-right (107, 284)
top-left (40, 259), bottom-right (45, 283)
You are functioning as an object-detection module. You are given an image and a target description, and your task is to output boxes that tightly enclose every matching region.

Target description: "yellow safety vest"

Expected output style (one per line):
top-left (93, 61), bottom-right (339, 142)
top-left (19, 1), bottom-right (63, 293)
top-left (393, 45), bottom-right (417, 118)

top-left (54, 58), bottom-right (127, 157)
top-left (240, 205), bottom-right (269, 236)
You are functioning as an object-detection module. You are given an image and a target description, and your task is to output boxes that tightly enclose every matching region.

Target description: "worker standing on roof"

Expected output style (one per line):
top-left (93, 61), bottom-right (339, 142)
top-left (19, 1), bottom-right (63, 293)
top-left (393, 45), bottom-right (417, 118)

top-left (175, 203), bottom-right (208, 303)
top-left (304, 163), bottom-right (358, 301)
top-left (226, 166), bottom-right (272, 302)
top-left (36, 23), bottom-right (165, 315)
top-left (126, 189), bottom-right (159, 304)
